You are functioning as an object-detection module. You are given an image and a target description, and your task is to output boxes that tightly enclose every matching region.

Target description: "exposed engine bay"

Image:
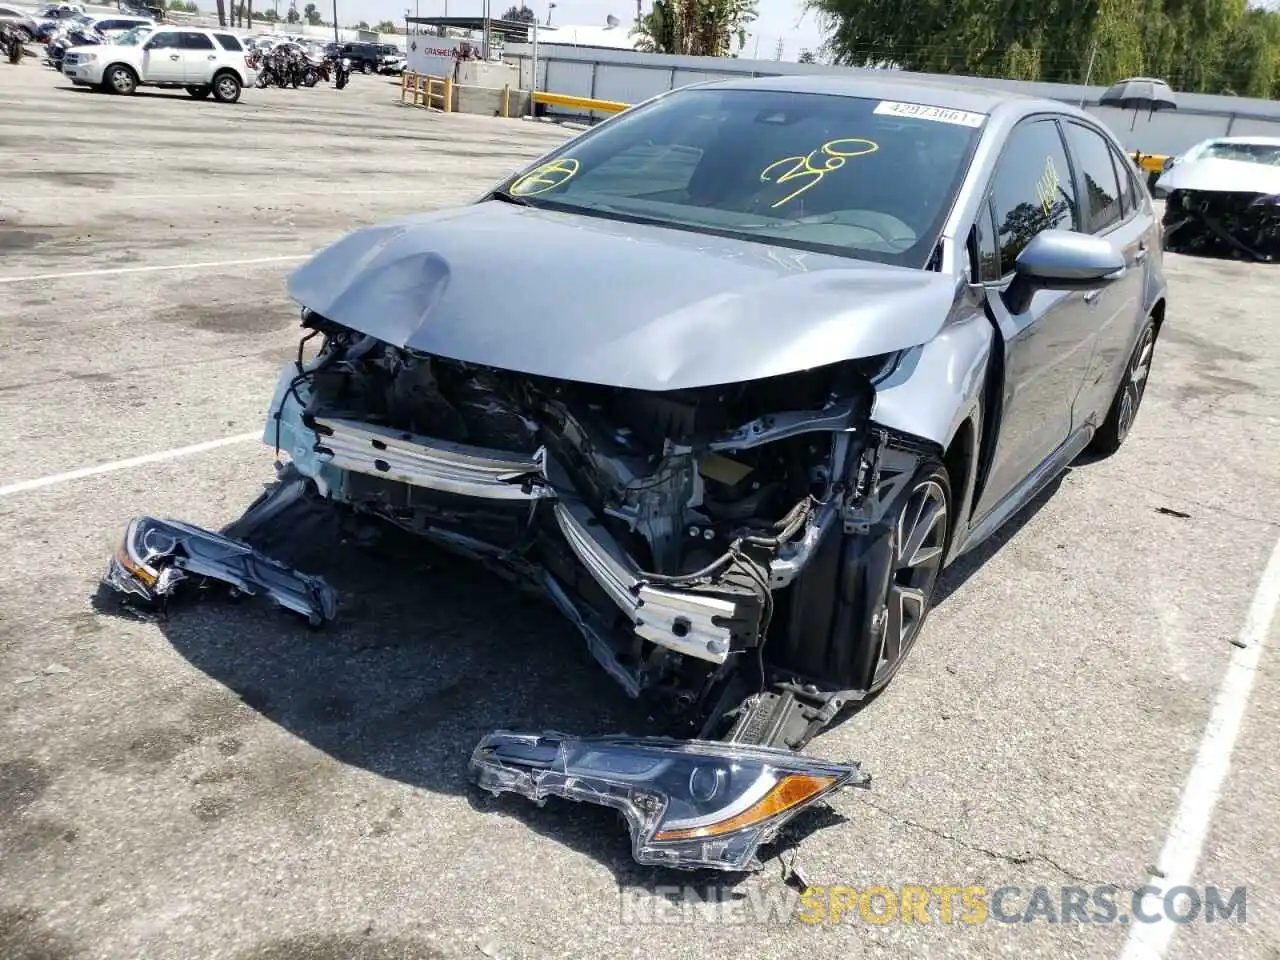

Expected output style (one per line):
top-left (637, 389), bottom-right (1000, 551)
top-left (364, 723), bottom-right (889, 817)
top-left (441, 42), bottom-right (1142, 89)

top-left (248, 310), bottom-right (896, 730)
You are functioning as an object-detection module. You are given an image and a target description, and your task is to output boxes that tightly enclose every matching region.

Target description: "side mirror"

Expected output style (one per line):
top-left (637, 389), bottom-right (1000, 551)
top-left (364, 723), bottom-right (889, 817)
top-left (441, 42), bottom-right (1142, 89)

top-left (1004, 229), bottom-right (1125, 313)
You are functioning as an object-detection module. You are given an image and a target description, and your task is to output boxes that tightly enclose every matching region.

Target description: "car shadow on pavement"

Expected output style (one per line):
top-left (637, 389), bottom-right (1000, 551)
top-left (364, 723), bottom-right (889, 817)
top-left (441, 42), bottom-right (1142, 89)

top-left (91, 514), bottom-right (734, 884)
top-left (88, 467), bottom-right (1069, 885)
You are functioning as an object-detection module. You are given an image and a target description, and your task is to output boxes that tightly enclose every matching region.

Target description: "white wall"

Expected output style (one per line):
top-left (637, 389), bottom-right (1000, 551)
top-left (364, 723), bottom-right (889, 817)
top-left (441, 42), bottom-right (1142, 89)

top-left (506, 43), bottom-right (1280, 155)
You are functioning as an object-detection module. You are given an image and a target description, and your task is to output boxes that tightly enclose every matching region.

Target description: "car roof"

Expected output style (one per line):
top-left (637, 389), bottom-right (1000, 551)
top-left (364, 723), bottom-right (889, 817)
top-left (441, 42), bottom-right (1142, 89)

top-left (697, 73), bottom-right (1075, 119)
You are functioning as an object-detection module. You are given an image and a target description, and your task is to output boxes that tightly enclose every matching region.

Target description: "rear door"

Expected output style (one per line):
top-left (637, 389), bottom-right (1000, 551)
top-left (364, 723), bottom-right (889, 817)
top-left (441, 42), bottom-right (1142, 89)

top-left (141, 29), bottom-right (183, 82)
top-left (178, 30), bottom-right (217, 82)
top-left (1058, 120), bottom-right (1149, 429)
top-left (970, 116), bottom-right (1099, 521)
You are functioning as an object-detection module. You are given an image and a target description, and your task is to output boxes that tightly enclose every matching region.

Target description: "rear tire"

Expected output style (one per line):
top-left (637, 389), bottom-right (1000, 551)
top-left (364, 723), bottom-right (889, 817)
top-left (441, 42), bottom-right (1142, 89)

top-left (1088, 317), bottom-right (1157, 457)
top-left (361, 60), bottom-right (370, 74)
top-left (212, 71), bottom-right (241, 103)
top-left (185, 84), bottom-right (211, 99)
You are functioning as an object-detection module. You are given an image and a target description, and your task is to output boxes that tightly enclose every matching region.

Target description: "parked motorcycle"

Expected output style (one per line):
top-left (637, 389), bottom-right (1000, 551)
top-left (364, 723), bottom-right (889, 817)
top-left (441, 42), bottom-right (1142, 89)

top-left (1, 23), bottom-right (24, 63)
top-left (331, 54), bottom-right (350, 90)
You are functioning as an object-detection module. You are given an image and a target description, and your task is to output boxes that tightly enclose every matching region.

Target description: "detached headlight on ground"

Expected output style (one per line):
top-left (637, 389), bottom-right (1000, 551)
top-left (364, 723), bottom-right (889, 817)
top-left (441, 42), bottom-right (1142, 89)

top-left (103, 515), bottom-right (338, 626)
top-left (470, 731), bottom-right (869, 871)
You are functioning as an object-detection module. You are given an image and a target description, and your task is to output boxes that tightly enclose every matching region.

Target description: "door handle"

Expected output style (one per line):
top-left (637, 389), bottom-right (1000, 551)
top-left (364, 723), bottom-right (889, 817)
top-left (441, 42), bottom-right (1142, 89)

top-left (169, 53), bottom-right (179, 59)
top-left (207, 54), bottom-right (216, 59)
top-left (1084, 289), bottom-right (1102, 305)
top-left (1134, 245), bottom-right (1149, 263)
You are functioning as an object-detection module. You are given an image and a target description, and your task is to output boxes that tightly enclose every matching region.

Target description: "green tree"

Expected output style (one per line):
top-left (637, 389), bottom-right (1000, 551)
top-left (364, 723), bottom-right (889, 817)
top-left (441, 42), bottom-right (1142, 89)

top-left (501, 4), bottom-right (536, 21)
top-left (303, 1), bottom-right (321, 24)
top-left (806, 0), bottom-right (1280, 94)
top-left (798, 47), bottom-right (815, 62)
top-left (285, 4), bottom-right (299, 21)
top-left (374, 18), bottom-right (398, 32)
top-left (632, 0), bottom-right (757, 56)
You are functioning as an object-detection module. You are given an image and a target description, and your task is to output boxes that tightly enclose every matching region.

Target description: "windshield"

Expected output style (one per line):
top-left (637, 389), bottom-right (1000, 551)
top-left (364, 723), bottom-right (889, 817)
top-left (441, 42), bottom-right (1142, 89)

top-left (496, 88), bottom-right (985, 266)
top-left (114, 24), bottom-right (149, 44)
top-left (1197, 141), bottom-right (1280, 166)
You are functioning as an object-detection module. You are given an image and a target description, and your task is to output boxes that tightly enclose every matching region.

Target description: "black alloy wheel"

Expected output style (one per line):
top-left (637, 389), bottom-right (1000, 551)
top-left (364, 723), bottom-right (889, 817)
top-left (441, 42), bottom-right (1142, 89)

top-left (1089, 318), bottom-right (1157, 456)
top-left (870, 466), bottom-right (950, 690)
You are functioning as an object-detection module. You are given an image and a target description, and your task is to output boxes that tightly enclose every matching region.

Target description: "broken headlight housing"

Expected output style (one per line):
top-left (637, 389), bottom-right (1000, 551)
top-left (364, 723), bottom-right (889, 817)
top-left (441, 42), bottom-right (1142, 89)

top-left (103, 515), bottom-right (338, 626)
top-left (470, 731), bottom-right (869, 871)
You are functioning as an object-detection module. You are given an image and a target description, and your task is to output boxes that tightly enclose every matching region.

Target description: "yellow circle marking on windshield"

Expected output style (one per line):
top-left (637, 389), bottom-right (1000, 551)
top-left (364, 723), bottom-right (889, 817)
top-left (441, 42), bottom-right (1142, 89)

top-left (760, 138), bottom-right (880, 208)
top-left (510, 158), bottom-right (581, 196)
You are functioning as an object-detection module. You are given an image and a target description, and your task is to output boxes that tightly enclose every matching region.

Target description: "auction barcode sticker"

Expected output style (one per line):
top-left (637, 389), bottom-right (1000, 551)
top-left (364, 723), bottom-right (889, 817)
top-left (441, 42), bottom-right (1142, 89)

top-left (874, 101), bottom-right (987, 127)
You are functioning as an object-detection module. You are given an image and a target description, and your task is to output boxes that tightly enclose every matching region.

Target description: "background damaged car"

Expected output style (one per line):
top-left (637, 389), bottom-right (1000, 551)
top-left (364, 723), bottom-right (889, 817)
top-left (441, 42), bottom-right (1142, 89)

top-left (104, 76), bottom-right (1167, 871)
top-left (1157, 136), bottom-right (1280, 261)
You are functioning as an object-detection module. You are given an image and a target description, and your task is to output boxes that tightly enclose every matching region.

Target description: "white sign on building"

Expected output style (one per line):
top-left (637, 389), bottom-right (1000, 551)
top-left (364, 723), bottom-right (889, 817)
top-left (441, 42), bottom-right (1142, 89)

top-left (408, 36), bottom-right (465, 78)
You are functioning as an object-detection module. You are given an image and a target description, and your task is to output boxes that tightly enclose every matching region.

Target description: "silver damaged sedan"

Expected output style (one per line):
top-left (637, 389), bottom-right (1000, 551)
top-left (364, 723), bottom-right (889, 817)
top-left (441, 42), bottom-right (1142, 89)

top-left (105, 75), bottom-right (1166, 871)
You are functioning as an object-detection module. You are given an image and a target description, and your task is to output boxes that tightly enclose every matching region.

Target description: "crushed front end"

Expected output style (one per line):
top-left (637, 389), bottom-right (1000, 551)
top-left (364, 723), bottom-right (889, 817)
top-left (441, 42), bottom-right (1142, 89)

top-left (252, 311), bottom-right (894, 736)
top-left (1163, 189), bottom-right (1280, 261)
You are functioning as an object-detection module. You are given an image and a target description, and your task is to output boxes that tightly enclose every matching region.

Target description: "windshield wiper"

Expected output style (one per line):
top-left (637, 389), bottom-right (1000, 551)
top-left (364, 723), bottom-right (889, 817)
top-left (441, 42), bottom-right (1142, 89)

top-left (491, 189), bottom-right (535, 207)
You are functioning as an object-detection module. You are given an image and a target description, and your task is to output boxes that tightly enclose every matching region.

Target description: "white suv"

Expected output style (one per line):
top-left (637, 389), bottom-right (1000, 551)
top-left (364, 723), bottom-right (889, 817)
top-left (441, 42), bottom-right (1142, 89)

top-left (62, 27), bottom-right (256, 103)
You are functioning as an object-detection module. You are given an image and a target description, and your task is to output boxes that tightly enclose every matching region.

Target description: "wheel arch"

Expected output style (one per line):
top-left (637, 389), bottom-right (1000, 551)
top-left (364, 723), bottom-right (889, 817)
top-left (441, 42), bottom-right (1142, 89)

top-left (1150, 296), bottom-right (1167, 333)
top-left (941, 412), bottom-right (979, 563)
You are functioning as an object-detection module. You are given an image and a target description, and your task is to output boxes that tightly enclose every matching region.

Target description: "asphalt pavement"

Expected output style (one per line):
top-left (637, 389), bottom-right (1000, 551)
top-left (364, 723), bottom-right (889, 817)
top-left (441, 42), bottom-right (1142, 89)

top-left (1, 61), bottom-right (1277, 960)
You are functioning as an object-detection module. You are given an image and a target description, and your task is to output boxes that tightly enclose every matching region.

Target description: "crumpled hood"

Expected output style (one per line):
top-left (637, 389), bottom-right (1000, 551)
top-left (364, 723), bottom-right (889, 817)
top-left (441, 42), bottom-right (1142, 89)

top-left (1157, 158), bottom-right (1280, 197)
top-left (287, 201), bottom-right (958, 392)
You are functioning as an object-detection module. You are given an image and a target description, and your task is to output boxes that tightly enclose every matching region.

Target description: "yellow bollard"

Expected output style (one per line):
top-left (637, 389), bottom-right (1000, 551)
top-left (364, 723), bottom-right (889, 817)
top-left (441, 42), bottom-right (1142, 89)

top-left (443, 75), bottom-right (453, 113)
top-left (501, 83), bottom-right (510, 119)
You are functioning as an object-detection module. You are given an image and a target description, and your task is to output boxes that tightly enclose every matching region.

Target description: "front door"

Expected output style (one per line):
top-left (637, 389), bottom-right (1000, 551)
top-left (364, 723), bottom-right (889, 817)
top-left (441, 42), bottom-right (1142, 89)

top-left (141, 29), bottom-right (183, 82)
top-left (971, 116), bottom-right (1100, 521)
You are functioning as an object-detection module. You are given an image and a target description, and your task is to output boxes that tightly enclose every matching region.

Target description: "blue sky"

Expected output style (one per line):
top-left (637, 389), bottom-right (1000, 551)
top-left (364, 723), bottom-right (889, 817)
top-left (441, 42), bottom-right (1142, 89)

top-left (348, 0), bottom-right (828, 61)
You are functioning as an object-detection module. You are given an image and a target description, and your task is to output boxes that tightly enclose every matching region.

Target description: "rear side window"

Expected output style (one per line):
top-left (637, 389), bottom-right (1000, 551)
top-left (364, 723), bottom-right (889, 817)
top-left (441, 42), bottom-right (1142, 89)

top-left (989, 118), bottom-right (1078, 273)
top-left (1063, 122), bottom-right (1124, 233)
top-left (180, 31), bottom-right (214, 49)
top-left (1111, 145), bottom-right (1142, 216)
top-left (213, 32), bottom-right (242, 50)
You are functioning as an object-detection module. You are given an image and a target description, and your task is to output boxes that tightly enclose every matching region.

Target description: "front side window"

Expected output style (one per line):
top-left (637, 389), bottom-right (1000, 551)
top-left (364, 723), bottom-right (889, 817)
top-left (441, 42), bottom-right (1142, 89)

top-left (988, 118), bottom-right (1078, 273)
top-left (147, 30), bottom-right (179, 48)
top-left (496, 88), bottom-right (986, 267)
top-left (1063, 122), bottom-right (1124, 233)
top-left (972, 196), bottom-right (1001, 282)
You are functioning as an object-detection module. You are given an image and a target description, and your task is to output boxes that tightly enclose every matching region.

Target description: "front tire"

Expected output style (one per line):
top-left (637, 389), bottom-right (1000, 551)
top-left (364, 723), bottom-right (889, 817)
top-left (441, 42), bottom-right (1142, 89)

top-left (361, 60), bottom-right (370, 74)
top-left (1088, 317), bottom-right (1157, 457)
top-left (212, 71), bottom-right (241, 103)
top-left (104, 64), bottom-right (136, 95)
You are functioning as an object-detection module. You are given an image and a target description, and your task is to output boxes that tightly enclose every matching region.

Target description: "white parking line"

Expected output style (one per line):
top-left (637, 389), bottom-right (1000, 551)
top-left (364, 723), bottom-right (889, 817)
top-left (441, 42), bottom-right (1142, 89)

top-left (1118, 533), bottom-right (1280, 960)
top-left (0, 255), bottom-right (309, 285)
top-left (0, 432), bottom-right (261, 499)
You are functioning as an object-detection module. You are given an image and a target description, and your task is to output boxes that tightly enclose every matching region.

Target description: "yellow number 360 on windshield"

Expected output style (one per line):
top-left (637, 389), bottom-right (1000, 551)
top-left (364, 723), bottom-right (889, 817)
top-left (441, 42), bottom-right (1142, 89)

top-left (760, 139), bottom-right (879, 208)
